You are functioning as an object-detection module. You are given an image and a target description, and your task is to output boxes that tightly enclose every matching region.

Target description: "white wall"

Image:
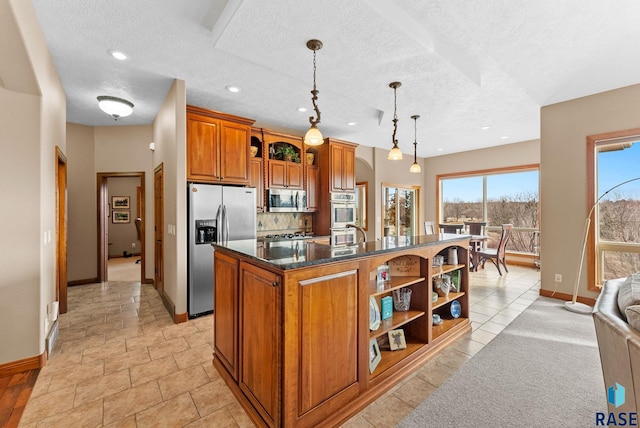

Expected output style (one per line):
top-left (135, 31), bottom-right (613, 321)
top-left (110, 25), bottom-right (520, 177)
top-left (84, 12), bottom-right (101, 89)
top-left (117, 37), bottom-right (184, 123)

top-left (541, 83), bottom-right (640, 301)
top-left (152, 79), bottom-right (187, 315)
top-left (95, 125), bottom-right (154, 281)
top-left (0, 0), bottom-right (65, 364)
top-left (66, 123), bottom-right (97, 281)
top-left (107, 177), bottom-right (140, 257)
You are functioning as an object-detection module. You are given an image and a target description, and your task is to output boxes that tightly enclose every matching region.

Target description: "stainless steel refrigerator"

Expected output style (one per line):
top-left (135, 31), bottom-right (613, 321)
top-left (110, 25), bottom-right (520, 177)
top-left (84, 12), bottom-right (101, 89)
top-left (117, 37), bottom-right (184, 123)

top-left (188, 183), bottom-right (256, 317)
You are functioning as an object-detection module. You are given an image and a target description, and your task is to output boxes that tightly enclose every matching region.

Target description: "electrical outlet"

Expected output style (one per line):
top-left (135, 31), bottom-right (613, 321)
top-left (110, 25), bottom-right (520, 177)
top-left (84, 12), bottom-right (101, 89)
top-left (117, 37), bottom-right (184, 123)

top-left (555, 273), bottom-right (562, 282)
top-left (131, 242), bottom-right (136, 249)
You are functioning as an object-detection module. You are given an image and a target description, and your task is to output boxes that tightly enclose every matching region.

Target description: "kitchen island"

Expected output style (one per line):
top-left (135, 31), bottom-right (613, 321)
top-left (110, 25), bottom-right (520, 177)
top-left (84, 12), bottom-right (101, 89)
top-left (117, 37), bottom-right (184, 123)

top-left (212, 234), bottom-right (471, 427)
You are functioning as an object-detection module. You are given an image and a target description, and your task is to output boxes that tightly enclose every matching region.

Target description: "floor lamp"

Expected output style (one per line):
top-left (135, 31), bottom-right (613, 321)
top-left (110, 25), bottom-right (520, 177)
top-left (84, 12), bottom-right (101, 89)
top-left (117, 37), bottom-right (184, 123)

top-left (566, 177), bottom-right (640, 314)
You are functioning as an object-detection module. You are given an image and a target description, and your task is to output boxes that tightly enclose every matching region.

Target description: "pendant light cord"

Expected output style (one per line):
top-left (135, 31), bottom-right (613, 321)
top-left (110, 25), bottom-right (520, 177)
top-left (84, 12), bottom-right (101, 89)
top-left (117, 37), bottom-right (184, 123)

top-left (309, 48), bottom-right (321, 127)
top-left (391, 85), bottom-right (398, 148)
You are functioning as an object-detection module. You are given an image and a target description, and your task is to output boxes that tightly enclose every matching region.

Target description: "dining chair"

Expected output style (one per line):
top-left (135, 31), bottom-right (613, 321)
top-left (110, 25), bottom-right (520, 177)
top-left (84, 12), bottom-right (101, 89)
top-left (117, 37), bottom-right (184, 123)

top-left (464, 221), bottom-right (486, 236)
top-left (439, 223), bottom-right (464, 234)
top-left (424, 221), bottom-right (436, 235)
top-left (475, 224), bottom-right (513, 275)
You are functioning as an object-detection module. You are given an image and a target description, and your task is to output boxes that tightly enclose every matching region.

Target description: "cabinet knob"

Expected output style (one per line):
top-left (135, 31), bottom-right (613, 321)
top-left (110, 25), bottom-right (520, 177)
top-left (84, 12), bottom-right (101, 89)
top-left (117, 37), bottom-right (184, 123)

top-left (272, 281), bottom-right (278, 287)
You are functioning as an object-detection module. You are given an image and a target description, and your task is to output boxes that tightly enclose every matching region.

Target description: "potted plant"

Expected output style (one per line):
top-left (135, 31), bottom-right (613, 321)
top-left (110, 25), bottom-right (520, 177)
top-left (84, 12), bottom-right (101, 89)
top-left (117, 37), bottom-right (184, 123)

top-left (275, 144), bottom-right (300, 163)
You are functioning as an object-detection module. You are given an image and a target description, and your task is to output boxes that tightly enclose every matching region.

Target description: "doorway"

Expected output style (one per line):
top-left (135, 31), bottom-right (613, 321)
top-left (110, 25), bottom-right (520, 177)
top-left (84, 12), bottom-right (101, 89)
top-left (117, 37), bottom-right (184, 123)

top-left (56, 147), bottom-right (68, 314)
top-left (154, 164), bottom-right (164, 295)
top-left (97, 172), bottom-right (145, 284)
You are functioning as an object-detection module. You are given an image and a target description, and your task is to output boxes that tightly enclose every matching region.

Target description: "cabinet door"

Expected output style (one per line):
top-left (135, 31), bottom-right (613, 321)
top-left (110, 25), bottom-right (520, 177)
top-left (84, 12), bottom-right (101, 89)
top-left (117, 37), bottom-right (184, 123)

top-left (298, 269), bottom-right (358, 415)
top-left (306, 165), bottom-right (318, 211)
top-left (219, 121), bottom-right (250, 184)
top-left (187, 117), bottom-right (219, 182)
top-left (268, 160), bottom-right (287, 188)
top-left (214, 251), bottom-right (239, 380)
top-left (240, 262), bottom-right (280, 426)
top-left (330, 144), bottom-right (345, 192)
top-left (286, 162), bottom-right (303, 189)
top-left (249, 158), bottom-right (264, 212)
top-left (342, 145), bottom-right (356, 192)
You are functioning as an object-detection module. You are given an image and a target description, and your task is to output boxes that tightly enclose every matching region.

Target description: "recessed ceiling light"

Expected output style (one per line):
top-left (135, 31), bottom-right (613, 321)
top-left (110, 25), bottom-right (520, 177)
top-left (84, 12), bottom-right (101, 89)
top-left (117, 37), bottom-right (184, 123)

top-left (297, 107), bottom-right (307, 112)
top-left (107, 49), bottom-right (128, 61)
top-left (501, 136), bottom-right (509, 139)
top-left (347, 122), bottom-right (357, 126)
top-left (225, 85), bottom-right (241, 93)
top-left (437, 148), bottom-right (444, 151)
top-left (481, 126), bottom-right (491, 130)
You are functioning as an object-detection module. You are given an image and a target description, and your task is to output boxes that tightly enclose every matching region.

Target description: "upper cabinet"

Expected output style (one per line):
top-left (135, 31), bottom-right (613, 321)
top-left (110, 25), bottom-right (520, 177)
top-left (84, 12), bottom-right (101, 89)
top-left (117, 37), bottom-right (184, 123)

top-left (249, 128), bottom-right (265, 212)
top-left (318, 138), bottom-right (358, 193)
top-left (264, 130), bottom-right (304, 190)
top-left (186, 105), bottom-right (255, 185)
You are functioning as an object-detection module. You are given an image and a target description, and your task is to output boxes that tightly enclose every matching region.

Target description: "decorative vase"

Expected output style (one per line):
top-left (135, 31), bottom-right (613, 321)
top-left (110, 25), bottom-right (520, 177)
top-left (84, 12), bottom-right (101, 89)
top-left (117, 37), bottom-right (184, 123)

top-left (306, 153), bottom-right (315, 165)
top-left (284, 154), bottom-right (293, 162)
top-left (250, 146), bottom-right (258, 157)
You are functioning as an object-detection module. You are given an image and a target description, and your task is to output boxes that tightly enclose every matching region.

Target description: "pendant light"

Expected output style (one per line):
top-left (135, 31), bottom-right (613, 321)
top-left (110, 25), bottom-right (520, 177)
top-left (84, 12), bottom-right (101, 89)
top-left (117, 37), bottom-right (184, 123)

top-left (409, 115), bottom-right (421, 173)
top-left (97, 95), bottom-right (134, 120)
top-left (388, 82), bottom-right (403, 160)
top-left (304, 39), bottom-right (324, 146)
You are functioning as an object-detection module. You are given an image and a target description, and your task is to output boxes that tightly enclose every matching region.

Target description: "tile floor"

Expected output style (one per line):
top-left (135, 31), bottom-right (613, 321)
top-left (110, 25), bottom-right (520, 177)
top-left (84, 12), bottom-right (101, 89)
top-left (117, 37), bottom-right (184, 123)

top-left (19, 264), bottom-right (540, 427)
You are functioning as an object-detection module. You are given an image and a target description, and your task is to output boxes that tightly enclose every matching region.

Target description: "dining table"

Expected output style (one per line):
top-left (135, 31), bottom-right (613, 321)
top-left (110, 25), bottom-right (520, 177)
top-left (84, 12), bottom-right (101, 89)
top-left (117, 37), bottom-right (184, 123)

top-left (469, 234), bottom-right (489, 271)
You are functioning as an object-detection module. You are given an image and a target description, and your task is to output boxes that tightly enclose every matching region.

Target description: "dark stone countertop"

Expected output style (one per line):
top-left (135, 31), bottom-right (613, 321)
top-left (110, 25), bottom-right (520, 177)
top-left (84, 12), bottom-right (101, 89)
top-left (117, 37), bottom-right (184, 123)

top-left (213, 233), bottom-right (469, 270)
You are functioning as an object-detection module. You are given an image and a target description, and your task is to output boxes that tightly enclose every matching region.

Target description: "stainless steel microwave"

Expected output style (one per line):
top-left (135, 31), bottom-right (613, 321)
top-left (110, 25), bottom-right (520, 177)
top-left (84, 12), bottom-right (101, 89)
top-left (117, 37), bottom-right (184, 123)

top-left (267, 189), bottom-right (306, 212)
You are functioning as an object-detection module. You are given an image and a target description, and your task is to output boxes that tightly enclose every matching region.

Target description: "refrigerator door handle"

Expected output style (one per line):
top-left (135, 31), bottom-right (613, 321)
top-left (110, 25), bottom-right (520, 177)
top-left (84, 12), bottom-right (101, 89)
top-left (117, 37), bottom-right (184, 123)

top-left (223, 205), bottom-right (230, 243)
top-left (295, 192), bottom-right (300, 211)
top-left (215, 205), bottom-right (222, 244)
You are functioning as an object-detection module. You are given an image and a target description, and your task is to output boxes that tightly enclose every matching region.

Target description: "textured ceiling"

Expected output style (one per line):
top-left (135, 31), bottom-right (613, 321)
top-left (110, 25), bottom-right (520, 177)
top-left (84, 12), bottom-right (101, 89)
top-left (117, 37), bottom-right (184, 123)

top-left (31, 0), bottom-right (640, 157)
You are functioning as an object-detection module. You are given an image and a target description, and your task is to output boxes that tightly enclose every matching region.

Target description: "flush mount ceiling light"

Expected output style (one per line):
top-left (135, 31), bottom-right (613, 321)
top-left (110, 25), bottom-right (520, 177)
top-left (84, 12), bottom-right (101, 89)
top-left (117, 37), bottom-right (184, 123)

top-left (387, 82), bottom-right (403, 160)
top-left (304, 39), bottom-right (324, 146)
top-left (225, 85), bottom-right (241, 93)
top-left (97, 96), bottom-right (134, 121)
top-left (409, 115), bottom-right (421, 173)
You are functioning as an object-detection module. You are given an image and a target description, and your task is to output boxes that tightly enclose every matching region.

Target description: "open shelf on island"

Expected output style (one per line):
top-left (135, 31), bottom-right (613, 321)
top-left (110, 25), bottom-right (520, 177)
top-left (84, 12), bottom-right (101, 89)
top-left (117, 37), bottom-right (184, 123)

top-left (432, 291), bottom-right (466, 310)
top-left (432, 317), bottom-right (467, 340)
top-left (431, 264), bottom-right (465, 277)
top-left (370, 337), bottom-right (424, 379)
top-left (369, 276), bottom-right (425, 296)
top-left (369, 309), bottom-right (425, 340)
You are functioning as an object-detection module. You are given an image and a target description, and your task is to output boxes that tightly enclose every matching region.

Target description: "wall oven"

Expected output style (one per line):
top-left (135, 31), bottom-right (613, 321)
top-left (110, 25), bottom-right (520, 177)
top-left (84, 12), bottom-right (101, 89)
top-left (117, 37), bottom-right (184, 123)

top-left (330, 192), bottom-right (356, 229)
top-left (330, 227), bottom-right (357, 247)
top-left (267, 189), bottom-right (306, 212)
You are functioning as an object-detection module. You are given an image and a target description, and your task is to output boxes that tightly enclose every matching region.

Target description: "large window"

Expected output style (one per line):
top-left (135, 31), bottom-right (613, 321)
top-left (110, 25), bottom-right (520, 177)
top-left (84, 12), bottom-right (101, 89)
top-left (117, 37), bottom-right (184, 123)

top-left (382, 184), bottom-right (420, 237)
top-left (595, 140), bottom-right (640, 282)
top-left (438, 166), bottom-right (539, 254)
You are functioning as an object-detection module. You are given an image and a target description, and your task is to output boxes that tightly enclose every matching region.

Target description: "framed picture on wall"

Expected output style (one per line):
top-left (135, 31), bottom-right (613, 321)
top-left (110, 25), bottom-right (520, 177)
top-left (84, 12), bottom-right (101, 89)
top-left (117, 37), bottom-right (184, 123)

top-left (112, 196), bottom-right (130, 209)
top-left (112, 210), bottom-right (130, 224)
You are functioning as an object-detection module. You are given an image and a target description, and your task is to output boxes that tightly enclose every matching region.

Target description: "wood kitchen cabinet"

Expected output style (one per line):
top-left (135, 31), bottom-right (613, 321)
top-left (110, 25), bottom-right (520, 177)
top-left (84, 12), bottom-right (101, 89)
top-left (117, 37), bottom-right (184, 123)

top-left (186, 105), bottom-right (255, 185)
top-left (305, 164), bottom-right (318, 211)
top-left (250, 128), bottom-right (265, 212)
top-left (264, 130), bottom-right (304, 190)
top-left (212, 235), bottom-right (471, 427)
top-left (316, 138), bottom-right (356, 193)
top-left (315, 138), bottom-right (359, 235)
top-left (239, 261), bottom-right (281, 426)
top-left (213, 251), bottom-right (239, 380)
top-left (267, 159), bottom-right (303, 189)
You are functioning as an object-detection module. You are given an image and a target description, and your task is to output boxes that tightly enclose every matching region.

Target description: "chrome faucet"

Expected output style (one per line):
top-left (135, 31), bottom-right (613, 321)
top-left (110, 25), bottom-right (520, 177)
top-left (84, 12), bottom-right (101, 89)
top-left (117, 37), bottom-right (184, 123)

top-left (346, 224), bottom-right (366, 243)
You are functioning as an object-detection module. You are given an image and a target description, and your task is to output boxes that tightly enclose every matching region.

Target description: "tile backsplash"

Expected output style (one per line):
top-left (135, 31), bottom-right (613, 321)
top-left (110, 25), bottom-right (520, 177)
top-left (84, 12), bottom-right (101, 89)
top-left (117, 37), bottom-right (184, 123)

top-left (257, 212), bottom-right (313, 237)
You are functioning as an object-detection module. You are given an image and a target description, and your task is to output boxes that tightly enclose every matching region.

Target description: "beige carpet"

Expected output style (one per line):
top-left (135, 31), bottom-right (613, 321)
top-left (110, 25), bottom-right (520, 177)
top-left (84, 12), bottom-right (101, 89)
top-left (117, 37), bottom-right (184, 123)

top-left (399, 297), bottom-right (605, 427)
top-left (108, 257), bottom-right (141, 282)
